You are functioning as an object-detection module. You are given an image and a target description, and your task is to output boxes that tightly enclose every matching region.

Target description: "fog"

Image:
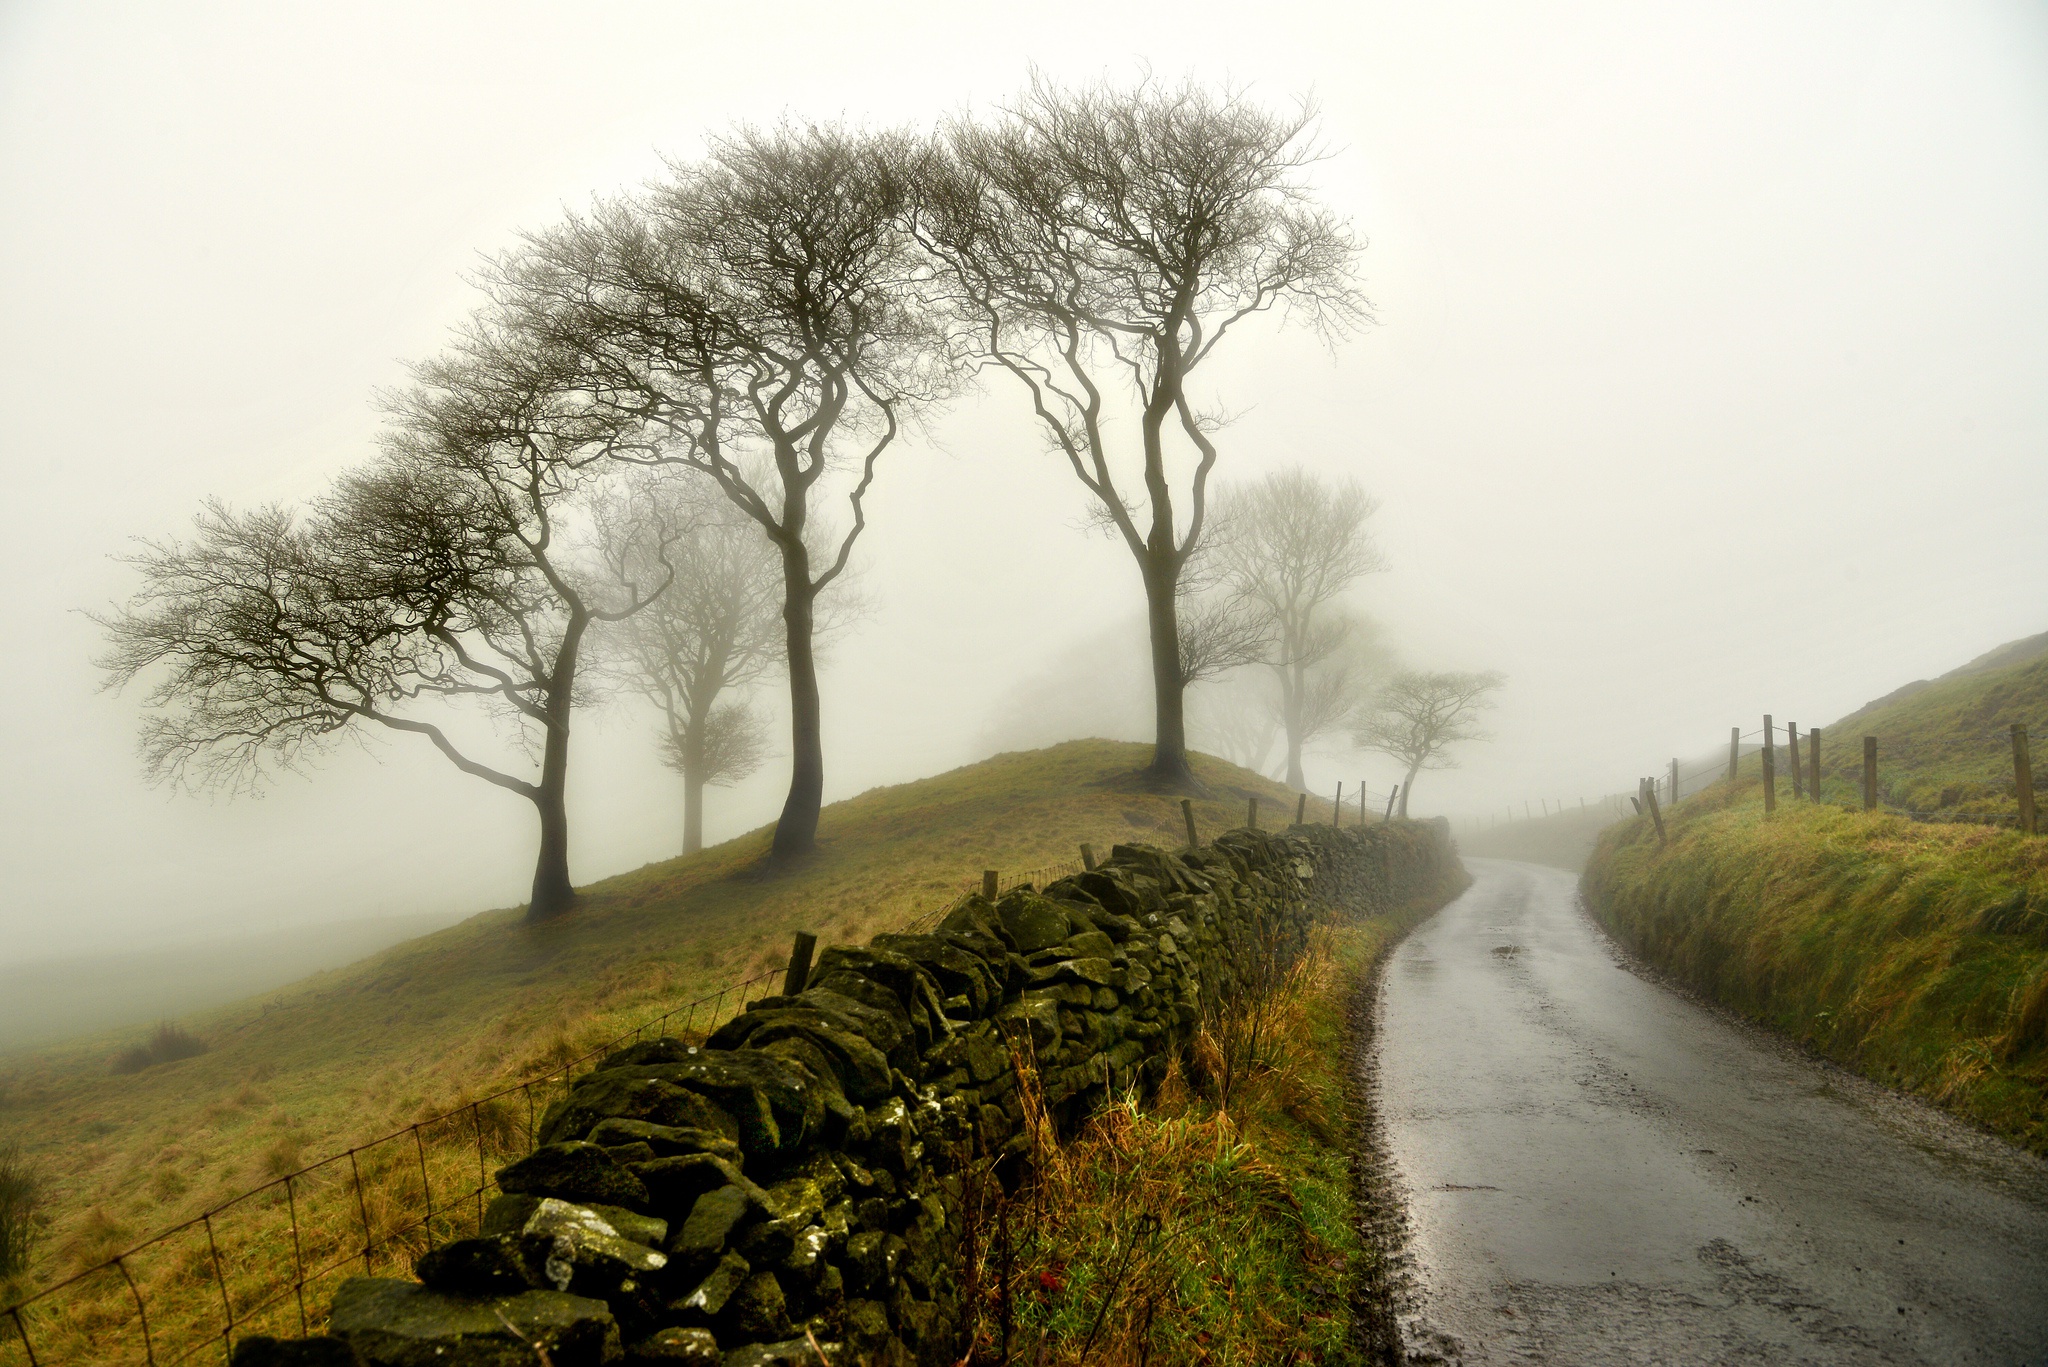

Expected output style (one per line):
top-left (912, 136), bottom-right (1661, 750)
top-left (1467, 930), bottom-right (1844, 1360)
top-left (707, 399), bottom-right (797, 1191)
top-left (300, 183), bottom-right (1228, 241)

top-left (2, 1), bottom-right (2044, 977)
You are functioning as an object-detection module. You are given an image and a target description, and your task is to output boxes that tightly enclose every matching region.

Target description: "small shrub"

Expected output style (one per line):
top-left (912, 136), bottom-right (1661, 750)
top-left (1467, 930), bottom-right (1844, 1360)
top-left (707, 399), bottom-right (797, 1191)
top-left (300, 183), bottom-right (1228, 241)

top-left (0, 1141), bottom-right (45, 1281)
top-left (111, 1023), bottom-right (209, 1075)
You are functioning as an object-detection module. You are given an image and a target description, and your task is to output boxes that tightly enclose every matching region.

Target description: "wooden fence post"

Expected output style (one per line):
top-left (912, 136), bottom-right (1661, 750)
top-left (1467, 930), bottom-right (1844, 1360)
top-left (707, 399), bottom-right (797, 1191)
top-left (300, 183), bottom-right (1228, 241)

top-left (1863, 736), bottom-right (1878, 811)
top-left (1670, 758), bottom-right (1680, 806)
top-left (1763, 715), bottom-right (1777, 814)
top-left (2014, 724), bottom-right (2037, 835)
top-left (783, 932), bottom-right (818, 997)
top-left (1359, 783), bottom-right (1368, 824)
top-left (982, 869), bottom-right (999, 901)
top-left (1808, 728), bottom-right (1821, 802)
top-left (1729, 726), bottom-right (1740, 782)
top-left (1080, 843), bottom-right (1097, 872)
top-left (1644, 785), bottom-right (1667, 846)
top-left (1181, 798), bottom-right (1199, 848)
top-left (1788, 721), bottom-right (1803, 799)
top-left (1294, 792), bottom-right (1307, 827)
top-left (1384, 786), bottom-right (1399, 820)
top-left (1246, 796), bottom-right (1258, 831)
top-left (1333, 782), bottom-right (1343, 828)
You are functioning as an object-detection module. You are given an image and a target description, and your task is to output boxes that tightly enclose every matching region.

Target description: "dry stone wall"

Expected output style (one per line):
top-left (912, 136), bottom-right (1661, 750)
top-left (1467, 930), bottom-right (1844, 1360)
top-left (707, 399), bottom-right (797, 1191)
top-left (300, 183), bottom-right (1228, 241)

top-left (234, 820), bottom-right (1459, 1367)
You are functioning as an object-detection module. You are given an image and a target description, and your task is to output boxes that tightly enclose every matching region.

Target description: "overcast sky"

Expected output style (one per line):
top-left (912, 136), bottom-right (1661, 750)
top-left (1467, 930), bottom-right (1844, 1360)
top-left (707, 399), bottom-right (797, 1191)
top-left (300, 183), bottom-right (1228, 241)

top-left (2, 0), bottom-right (2043, 966)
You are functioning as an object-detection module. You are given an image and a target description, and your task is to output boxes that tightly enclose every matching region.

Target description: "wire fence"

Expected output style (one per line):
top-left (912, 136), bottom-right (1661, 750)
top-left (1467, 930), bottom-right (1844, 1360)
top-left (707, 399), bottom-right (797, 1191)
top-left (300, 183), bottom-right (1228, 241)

top-left (1460, 718), bottom-right (2042, 837)
top-left (0, 857), bottom-right (1097, 1367)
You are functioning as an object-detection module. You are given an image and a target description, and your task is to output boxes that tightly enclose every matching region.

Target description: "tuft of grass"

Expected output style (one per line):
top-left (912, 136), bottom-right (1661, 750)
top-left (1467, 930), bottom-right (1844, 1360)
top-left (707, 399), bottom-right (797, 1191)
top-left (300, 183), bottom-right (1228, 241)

top-left (1584, 778), bottom-right (2048, 1152)
top-left (961, 878), bottom-right (1466, 1365)
top-left (0, 1142), bottom-right (44, 1283)
top-left (109, 1024), bottom-right (208, 1076)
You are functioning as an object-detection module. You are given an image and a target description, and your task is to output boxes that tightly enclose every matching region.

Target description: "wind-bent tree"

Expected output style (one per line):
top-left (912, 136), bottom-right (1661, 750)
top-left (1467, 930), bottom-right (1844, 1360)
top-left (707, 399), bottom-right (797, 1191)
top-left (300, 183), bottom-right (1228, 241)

top-left (499, 123), bottom-right (951, 861)
top-left (1216, 469), bottom-right (1387, 787)
top-left (596, 483), bottom-right (781, 855)
top-left (916, 75), bottom-right (1363, 787)
top-left (97, 330), bottom-right (671, 920)
top-left (1355, 670), bottom-right (1505, 817)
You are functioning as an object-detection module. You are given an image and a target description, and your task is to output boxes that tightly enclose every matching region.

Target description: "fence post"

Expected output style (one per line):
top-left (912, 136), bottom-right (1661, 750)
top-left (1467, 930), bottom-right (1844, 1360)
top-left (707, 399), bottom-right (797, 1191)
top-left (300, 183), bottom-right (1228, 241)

top-left (1333, 782), bottom-right (1343, 828)
top-left (1294, 792), bottom-right (1307, 827)
top-left (1763, 715), bottom-right (1777, 814)
top-left (1181, 798), bottom-right (1200, 848)
top-left (1645, 784), bottom-right (1668, 846)
top-left (982, 869), bottom-right (999, 901)
top-left (1788, 721), bottom-right (1803, 799)
top-left (1729, 726), bottom-right (1740, 782)
top-left (1359, 783), bottom-right (1368, 824)
top-left (1385, 786), bottom-right (1399, 820)
top-left (2015, 724), bottom-right (2038, 835)
top-left (1863, 736), bottom-right (1878, 811)
top-left (1080, 843), bottom-right (1097, 871)
top-left (1808, 727), bottom-right (1821, 802)
top-left (1245, 796), bottom-right (1258, 831)
top-left (782, 932), bottom-right (818, 997)
top-left (1670, 758), bottom-right (1680, 806)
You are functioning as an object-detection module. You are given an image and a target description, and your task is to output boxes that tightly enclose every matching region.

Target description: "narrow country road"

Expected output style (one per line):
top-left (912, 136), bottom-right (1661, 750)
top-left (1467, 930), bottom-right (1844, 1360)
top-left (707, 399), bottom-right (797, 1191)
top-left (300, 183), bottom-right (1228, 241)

top-left (1374, 858), bottom-right (2048, 1366)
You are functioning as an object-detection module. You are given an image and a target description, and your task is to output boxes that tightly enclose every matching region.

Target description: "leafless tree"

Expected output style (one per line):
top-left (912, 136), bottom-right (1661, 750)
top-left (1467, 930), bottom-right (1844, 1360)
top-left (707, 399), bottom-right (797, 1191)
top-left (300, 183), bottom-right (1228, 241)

top-left (1214, 468), bottom-right (1387, 788)
top-left (915, 74), bottom-right (1365, 789)
top-left (1354, 670), bottom-right (1505, 816)
top-left (96, 329), bottom-right (672, 921)
top-left (595, 481), bottom-right (781, 855)
top-left (1187, 673), bottom-right (1283, 776)
top-left (496, 122), bottom-right (953, 861)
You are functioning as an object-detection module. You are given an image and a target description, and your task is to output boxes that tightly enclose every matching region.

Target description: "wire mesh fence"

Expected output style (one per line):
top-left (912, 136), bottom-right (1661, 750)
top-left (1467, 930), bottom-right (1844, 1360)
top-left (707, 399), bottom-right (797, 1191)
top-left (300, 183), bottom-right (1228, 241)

top-left (0, 851), bottom-right (1111, 1367)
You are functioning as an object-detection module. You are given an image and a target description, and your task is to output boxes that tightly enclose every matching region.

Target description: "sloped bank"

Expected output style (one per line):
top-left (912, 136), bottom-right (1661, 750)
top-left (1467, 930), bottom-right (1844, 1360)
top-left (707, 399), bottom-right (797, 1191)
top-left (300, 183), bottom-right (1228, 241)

top-left (1582, 783), bottom-right (2048, 1153)
top-left (238, 820), bottom-right (1457, 1367)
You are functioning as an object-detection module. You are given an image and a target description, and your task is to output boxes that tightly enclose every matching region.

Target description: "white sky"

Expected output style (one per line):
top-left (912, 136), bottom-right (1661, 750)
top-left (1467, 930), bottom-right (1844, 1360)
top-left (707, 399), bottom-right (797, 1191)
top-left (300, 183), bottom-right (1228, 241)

top-left (2, 0), bottom-right (2044, 964)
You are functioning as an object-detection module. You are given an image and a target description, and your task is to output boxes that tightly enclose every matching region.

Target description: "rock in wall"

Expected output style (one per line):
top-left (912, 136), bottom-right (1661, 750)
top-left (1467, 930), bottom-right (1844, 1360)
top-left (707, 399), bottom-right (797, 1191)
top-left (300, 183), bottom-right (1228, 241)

top-left (240, 821), bottom-right (1457, 1367)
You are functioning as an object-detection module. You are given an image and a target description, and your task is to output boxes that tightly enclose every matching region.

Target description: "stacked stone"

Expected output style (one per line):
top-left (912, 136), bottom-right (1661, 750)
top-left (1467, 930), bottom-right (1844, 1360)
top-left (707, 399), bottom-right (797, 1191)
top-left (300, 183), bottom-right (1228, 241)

top-left (238, 822), bottom-right (1452, 1367)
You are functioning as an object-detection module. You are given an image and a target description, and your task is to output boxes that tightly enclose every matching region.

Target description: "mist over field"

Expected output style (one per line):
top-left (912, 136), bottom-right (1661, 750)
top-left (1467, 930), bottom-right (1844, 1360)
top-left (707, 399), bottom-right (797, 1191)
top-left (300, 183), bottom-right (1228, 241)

top-left (2, 0), bottom-right (2044, 984)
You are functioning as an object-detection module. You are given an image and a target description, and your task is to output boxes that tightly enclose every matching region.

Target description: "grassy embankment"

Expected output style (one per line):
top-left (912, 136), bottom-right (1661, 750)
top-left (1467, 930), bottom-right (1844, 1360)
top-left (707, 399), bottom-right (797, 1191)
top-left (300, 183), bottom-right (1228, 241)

top-left (1583, 639), bottom-right (2048, 1154)
top-left (0, 741), bottom-right (1302, 1351)
top-left (969, 835), bottom-right (1470, 1366)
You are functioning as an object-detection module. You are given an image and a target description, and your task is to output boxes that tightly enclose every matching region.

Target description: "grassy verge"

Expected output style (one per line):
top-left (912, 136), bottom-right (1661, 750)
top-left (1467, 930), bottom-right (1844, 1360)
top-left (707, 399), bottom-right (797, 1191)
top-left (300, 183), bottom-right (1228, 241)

top-left (1583, 779), bottom-right (2048, 1153)
top-left (967, 880), bottom-right (1464, 1365)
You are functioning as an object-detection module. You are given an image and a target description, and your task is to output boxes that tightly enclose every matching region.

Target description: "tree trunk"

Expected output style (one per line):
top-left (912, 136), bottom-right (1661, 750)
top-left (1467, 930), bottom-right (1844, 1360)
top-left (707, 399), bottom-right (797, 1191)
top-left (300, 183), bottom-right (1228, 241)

top-left (772, 580), bottom-right (824, 861)
top-left (682, 698), bottom-right (709, 856)
top-left (1141, 549), bottom-right (1197, 788)
top-left (1282, 660), bottom-right (1307, 790)
top-left (1397, 759), bottom-right (1423, 818)
top-left (525, 616), bottom-right (585, 922)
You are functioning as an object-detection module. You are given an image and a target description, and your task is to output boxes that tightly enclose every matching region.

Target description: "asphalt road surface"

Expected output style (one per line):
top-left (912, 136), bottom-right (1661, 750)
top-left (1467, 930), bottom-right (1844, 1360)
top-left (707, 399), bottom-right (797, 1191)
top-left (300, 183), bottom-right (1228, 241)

top-left (1375, 858), bottom-right (2048, 1365)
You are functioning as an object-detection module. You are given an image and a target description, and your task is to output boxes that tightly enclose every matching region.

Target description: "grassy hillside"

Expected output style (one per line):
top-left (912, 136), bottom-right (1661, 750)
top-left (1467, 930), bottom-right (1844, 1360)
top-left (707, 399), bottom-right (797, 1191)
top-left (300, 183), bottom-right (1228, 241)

top-left (1808, 633), bottom-right (2048, 818)
top-left (1583, 635), bottom-right (2048, 1154)
top-left (0, 741), bottom-right (1303, 1296)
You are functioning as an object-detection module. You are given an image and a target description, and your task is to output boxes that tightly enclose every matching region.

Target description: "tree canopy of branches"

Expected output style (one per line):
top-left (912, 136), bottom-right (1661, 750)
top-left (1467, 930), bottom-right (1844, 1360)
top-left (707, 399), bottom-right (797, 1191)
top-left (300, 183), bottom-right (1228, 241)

top-left (1354, 670), bottom-right (1505, 817)
top-left (1214, 468), bottom-right (1387, 787)
top-left (916, 74), bottom-right (1364, 788)
top-left (97, 328), bottom-right (671, 921)
top-left (596, 481), bottom-right (781, 855)
top-left (497, 121), bottom-right (953, 860)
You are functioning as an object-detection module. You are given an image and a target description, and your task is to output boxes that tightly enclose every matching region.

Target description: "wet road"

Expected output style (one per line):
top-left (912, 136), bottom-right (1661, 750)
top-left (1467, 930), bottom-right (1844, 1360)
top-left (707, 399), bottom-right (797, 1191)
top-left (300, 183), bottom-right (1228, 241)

top-left (1374, 858), bottom-right (2048, 1366)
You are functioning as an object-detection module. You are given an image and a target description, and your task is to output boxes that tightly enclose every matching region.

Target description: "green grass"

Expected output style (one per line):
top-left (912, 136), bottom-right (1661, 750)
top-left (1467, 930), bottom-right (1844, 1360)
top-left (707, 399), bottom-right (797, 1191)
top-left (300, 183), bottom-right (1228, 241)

top-left (0, 741), bottom-right (1305, 1309)
top-left (1584, 779), bottom-right (2048, 1153)
top-left (969, 867), bottom-right (1468, 1365)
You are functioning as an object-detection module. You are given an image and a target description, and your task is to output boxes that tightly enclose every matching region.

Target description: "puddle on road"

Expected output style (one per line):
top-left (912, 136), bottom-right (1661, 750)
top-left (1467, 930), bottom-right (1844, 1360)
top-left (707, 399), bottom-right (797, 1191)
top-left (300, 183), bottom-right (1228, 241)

top-left (1492, 944), bottom-right (1522, 958)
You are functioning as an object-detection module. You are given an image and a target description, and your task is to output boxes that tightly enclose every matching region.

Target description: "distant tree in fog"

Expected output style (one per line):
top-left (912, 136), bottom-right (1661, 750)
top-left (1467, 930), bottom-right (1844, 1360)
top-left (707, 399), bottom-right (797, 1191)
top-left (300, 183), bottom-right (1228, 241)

top-left (1355, 670), bottom-right (1505, 816)
top-left (1215, 469), bottom-right (1388, 788)
top-left (914, 74), bottom-right (1365, 790)
top-left (595, 482), bottom-right (781, 856)
top-left (496, 122), bottom-right (954, 863)
top-left (97, 330), bottom-right (674, 921)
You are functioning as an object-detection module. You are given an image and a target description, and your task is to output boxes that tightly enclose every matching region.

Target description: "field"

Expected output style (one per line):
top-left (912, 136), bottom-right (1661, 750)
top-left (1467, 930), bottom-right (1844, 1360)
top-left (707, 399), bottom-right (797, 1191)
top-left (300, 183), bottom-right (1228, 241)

top-left (0, 740), bottom-right (1305, 1351)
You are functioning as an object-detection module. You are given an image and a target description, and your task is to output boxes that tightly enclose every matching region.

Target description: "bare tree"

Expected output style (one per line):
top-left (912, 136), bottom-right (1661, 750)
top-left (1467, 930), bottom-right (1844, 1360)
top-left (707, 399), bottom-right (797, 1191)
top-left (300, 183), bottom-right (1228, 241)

top-left (595, 482), bottom-right (781, 855)
top-left (915, 74), bottom-right (1364, 789)
top-left (97, 330), bottom-right (671, 921)
top-left (498, 122), bottom-right (952, 861)
top-left (1187, 672), bottom-right (1283, 776)
top-left (1214, 468), bottom-right (1387, 788)
top-left (1354, 670), bottom-right (1505, 816)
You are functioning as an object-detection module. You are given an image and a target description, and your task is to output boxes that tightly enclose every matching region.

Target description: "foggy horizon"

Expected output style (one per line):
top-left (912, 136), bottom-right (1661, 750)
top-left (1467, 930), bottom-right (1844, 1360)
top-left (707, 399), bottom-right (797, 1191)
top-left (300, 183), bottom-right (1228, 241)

top-left (3, 0), bottom-right (2045, 969)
